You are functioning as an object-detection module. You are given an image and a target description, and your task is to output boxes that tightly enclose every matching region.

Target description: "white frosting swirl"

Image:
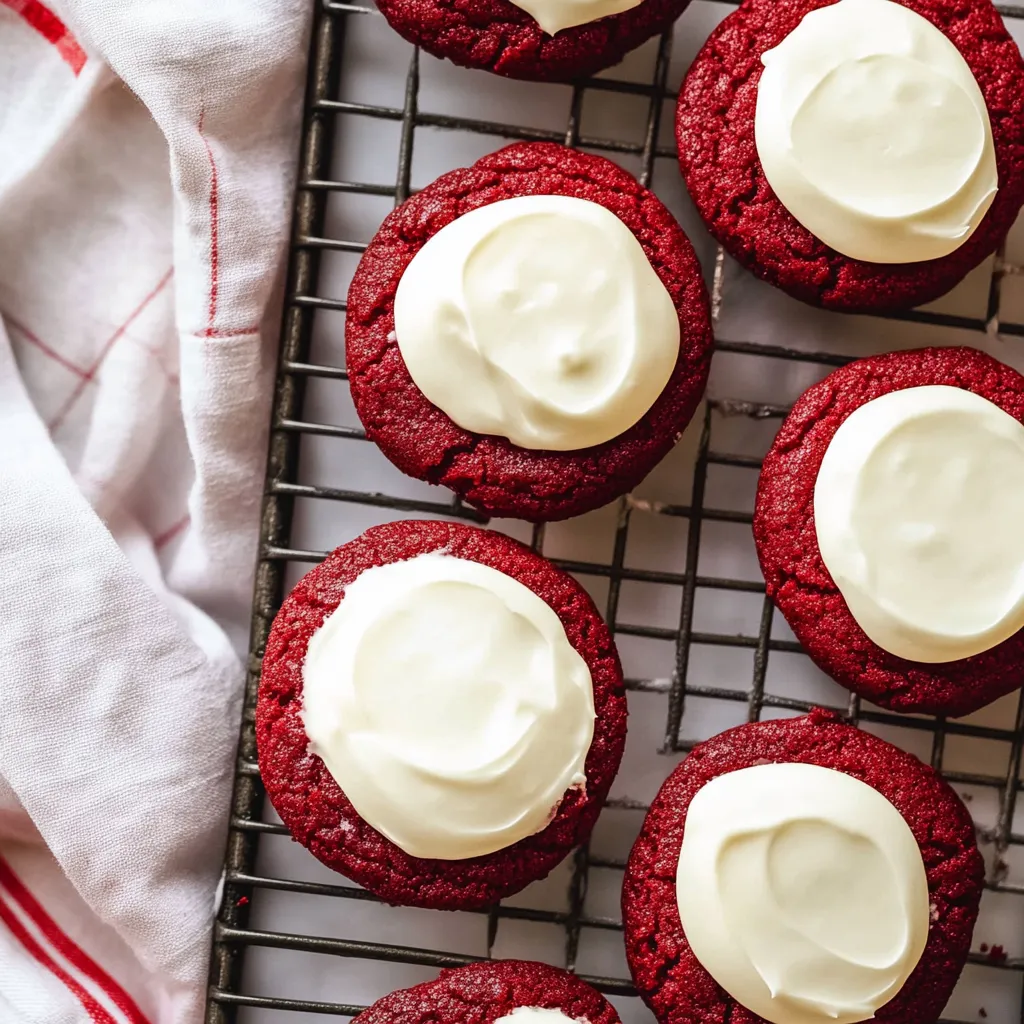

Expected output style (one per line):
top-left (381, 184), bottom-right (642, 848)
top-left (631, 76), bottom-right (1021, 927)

top-left (754, 0), bottom-right (998, 263)
top-left (300, 552), bottom-right (596, 860)
top-left (495, 1010), bottom-right (582, 1024)
top-left (676, 763), bottom-right (929, 1024)
top-left (815, 385), bottom-right (1024, 663)
top-left (393, 195), bottom-right (680, 452)
top-left (506, 0), bottom-right (643, 35)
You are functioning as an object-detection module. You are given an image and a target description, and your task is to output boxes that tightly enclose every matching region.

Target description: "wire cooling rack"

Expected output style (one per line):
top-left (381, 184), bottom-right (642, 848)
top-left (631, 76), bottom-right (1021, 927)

top-left (206, 1), bottom-right (1024, 1021)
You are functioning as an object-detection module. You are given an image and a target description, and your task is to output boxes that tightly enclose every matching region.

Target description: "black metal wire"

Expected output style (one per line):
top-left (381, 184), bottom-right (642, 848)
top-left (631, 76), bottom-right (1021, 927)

top-left (205, 0), bottom-right (1024, 1019)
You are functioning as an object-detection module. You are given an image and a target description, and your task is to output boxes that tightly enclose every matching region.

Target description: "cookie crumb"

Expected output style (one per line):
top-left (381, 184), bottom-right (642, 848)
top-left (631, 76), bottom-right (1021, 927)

top-left (979, 1009), bottom-right (987, 1018)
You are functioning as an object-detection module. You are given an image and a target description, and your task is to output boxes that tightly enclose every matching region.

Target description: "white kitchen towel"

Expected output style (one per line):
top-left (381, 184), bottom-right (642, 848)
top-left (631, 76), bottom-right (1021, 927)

top-left (0, 1), bottom-right (312, 1020)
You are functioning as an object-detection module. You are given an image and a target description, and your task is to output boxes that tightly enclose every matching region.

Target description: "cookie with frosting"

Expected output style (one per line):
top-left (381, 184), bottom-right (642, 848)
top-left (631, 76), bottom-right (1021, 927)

top-left (755, 345), bottom-right (1024, 716)
top-left (677, 0), bottom-right (1024, 311)
top-left (358, 961), bottom-right (620, 1024)
top-left (375, 0), bottom-right (691, 80)
top-left (256, 519), bottom-right (627, 910)
top-left (346, 142), bottom-right (713, 522)
top-left (623, 711), bottom-right (983, 1024)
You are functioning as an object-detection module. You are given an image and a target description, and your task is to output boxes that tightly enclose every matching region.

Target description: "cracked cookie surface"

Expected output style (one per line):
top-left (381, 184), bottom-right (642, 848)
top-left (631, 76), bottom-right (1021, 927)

top-left (375, 0), bottom-right (691, 80)
top-left (357, 961), bottom-right (622, 1024)
top-left (754, 346), bottom-right (1024, 717)
top-left (622, 711), bottom-right (983, 1024)
top-left (256, 519), bottom-right (627, 910)
top-left (346, 142), bottom-right (713, 523)
top-left (676, 0), bottom-right (1024, 312)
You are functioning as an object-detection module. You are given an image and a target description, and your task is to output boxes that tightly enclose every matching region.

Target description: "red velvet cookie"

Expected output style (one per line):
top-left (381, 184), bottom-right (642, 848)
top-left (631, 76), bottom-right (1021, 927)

top-left (358, 961), bottom-right (621, 1024)
top-left (346, 142), bottom-right (713, 523)
top-left (623, 711), bottom-right (983, 1024)
top-left (755, 346), bottom-right (1024, 717)
top-left (375, 0), bottom-right (691, 81)
top-left (676, 0), bottom-right (1024, 312)
top-left (256, 519), bottom-right (627, 910)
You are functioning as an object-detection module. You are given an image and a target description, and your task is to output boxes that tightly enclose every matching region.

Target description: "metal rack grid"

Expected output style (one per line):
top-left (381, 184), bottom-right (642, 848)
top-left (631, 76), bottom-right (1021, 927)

top-left (206, 0), bottom-right (1024, 1020)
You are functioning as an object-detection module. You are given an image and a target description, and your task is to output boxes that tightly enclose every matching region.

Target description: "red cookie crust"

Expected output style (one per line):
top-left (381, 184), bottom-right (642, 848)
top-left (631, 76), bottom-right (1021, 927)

top-left (357, 961), bottom-right (621, 1024)
top-left (375, 0), bottom-right (691, 81)
top-left (256, 519), bottom-right (627, 910)
top-left (755, 345), bottom-right (1024, 717)
top-left (676, 0), bottom-right (1024, 312)
top-left (346, 142), bottom-right (713, 523)
top-left (623, 711), bottom-right (984, 1024)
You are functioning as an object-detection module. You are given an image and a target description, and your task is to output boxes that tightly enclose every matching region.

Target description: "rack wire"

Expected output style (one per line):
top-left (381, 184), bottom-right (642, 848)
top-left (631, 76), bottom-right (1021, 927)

top-left (206, 1), bottom-right (1024, 1020)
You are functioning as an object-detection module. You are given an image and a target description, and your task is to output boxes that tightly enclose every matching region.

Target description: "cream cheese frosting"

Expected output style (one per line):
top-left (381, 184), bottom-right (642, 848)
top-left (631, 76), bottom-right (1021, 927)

top-left (495, 1009), bottom-right (582, 1024)
top-left (505, 0), bottom-right (643, 36)
top-left (676, 763), bottom-right (929, 1024)
top-left (815, 385), bottom-right (1024, 663)
top-left (393, 195), bottom-right (680, 452)
top-left (300, 552), bottom-right (596, 860)
top-left (754, 0), bottom-right (998, 264)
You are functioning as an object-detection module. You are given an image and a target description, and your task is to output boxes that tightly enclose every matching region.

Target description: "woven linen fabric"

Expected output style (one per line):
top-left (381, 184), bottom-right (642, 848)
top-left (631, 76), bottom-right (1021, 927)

top-left (0, 1), bottom-right (310, 1020)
